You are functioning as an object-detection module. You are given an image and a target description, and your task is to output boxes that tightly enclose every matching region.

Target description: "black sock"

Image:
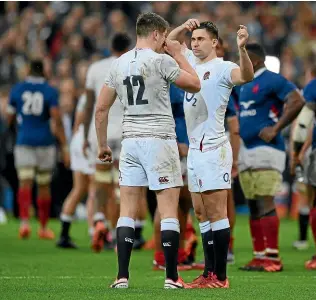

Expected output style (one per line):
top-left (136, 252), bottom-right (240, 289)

top-left (161, 218), bottom-right (180, 282)
top-left (299, 210), bottom-right (310, 241)
top-left (134, 222), bottom-right (144, 240)
top-left (116, 217), bottom-right (135, 280)
top-left (202, 229), bottom-right (214, 277)
top-left (212, 219), bottom-right (230, 281)
top-left (61, 221), bottom-right (71, 239)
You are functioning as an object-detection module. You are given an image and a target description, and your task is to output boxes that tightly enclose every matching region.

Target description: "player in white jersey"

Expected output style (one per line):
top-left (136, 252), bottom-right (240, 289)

top-left (95, 12), bottom-right (200, 289)
top-left (56, 95), bottom-right (95, 248)
top-left (83, 34), bottom-right (131, 252)
top-left (169, 19), bottom-right (253, 288)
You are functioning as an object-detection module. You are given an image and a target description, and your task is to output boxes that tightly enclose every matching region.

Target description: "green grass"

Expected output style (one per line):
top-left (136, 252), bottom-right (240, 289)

top-left (0, 216), bottom-right (315, 300)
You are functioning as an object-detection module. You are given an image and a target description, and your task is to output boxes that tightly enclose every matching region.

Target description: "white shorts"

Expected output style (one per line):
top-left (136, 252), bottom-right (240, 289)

top-left (187, 141), bottom-right (232, 193)
top-left (119, 138), bottom-right (183, 191)
top-left (14, 145), bottom-right (56, 171)
top-left (70, 128), bottom-right (94, 175)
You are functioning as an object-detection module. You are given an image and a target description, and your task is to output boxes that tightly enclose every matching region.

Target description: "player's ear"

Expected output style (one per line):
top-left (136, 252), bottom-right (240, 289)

top-left (212, 39), bottom-right (219, 48)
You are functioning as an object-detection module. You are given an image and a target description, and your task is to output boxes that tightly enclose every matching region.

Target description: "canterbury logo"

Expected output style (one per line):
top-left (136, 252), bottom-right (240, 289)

top-left (163, 242), bottom-right (171, 247)
top-left (125, 237), bottom-right (134, 244)
top-left (208, 241), bottom-right (214, 245)
top-left (240, 100), bottom-right (255, 109)
top-left (159, 176), bottom-right (169, 184)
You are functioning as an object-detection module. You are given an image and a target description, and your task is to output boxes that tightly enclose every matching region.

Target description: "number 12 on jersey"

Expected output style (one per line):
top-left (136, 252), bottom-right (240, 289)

top-left (123, 75), bottom-right (148, 106)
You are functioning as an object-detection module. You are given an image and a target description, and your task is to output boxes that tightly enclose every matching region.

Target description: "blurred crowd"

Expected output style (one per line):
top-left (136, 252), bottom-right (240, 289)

top-left (0, 1), bottom-right (316, 216)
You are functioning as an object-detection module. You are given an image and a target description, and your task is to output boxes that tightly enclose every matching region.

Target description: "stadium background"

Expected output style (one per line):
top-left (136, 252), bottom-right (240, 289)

top-left (1, 1), bottom-right (316, 218)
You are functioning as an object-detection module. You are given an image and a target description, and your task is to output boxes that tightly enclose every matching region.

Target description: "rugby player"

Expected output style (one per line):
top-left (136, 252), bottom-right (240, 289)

top-left (6, 59), bottom-right (69, 239)
top-left (56, 94), bottom-right (95, 248)
top-left (169, 19), bottom-right (254, 288)
top-left (292, 65), bottom-right (316, 269)
top-left (235, 43), bottom-right (304, 272)
top-left (83, 33), bottom-right (131, 252)
top-left (95, 12), bottom-right (200, 289)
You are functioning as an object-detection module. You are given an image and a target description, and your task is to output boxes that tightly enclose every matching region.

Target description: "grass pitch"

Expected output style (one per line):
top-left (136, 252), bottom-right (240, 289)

top-left (0, 215), bottom-right (315, 300)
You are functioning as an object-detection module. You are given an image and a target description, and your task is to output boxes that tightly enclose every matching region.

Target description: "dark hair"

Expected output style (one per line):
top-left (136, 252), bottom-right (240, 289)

top-left (111, 33), bottom-right (131, 53)
top-left (136, 12), bottom-right (169, 37)
top-left (193, 21), bottom-right (219, 39)
top-left (30, 59), bottom-right (44, 76)
top-left (246, 43), bottom-right (266, 60)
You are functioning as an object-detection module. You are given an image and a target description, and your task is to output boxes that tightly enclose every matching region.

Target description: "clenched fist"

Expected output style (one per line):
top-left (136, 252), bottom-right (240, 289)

top-left (98, 145), bottom-right (112, 163)
top-left (237, 25), bottom-right (249, 49)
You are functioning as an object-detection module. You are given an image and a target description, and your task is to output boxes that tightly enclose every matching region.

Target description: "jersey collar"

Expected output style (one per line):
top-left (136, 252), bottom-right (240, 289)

top-left (25, 76), bottom-right (46, 83)
top-left (254, 67), bottom-right (267, 78)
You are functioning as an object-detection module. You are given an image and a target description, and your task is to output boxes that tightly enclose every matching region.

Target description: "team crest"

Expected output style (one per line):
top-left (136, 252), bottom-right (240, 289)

top-left (203, 71), bottom-right (210, 80)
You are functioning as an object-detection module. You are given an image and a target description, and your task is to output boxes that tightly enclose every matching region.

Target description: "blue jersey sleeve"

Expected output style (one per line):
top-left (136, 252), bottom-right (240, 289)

top-left (273, 74), bottom-right (296, 102)
top-left (49, 88), bottom-right (59, 108)
top-left (303, 80), bottom-right (316, 104)
top-left (226, 96), bottom-right (236, 118)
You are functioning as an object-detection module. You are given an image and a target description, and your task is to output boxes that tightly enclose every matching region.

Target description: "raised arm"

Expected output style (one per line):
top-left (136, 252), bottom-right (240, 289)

top-left (231, 26), bottom-right (254, 85)
top-left (164, 40), bottom-right (201, 93)
top-left (168, 19), bottom-right (200, 43)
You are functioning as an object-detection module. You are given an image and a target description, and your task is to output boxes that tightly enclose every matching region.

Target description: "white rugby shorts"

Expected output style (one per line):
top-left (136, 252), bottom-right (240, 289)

top-left (187, 140), bottom-right (232, 192)
top-left (119, 138), bottom-right (183, 190)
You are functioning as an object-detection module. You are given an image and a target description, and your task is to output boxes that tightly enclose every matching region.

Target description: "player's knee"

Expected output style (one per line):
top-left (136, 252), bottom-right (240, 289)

top-left (94, 169), bottom-right (112, 184)
top-left (36, 172), bottom-right (52, 185)
top-left (248, 199), bottom-right (264, 220)
top-left (17, 168), bottom-right (35, 183)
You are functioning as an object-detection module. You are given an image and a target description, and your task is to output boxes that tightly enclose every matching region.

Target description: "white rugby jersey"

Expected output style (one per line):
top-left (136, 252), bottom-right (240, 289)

top-left (183, 49), bottom-right (238, 150)
top-left (85, 56), bottom-right (124, 141)
top-left (105, 48), bottom-right (180, 139)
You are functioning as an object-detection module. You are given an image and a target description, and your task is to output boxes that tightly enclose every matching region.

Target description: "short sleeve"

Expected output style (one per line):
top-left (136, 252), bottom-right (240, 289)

top-left (159, 54), bottom-right (181, 83)
top-left (303, 81), bottom-right (316, 104)
top-left (104, 60), bottom-right (118, 89)
top-left (49, 88), bottom-right (59, 108)
top-left (273, 74), bottom-right (297, 102)
top-left (76, 94), bottom-right (86, 112)
top-left (183, 48), bottom-right (194, 62)
top-left (7, 87), bottom-right (17, 114)
top-left (222, 61), bottom-right (239, 88)
top-left (85, 64), bottom-right (95, 90)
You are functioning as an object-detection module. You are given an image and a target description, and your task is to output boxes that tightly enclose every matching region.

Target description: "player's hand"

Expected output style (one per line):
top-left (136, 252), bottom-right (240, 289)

top-left (83, 139), bottom-right (90, 158)
top-left (62, 146), bottom-right (70, 169)
top-left (98, 145), bottom-right (112, 163)
top-left (258, 126), bottom-right (277, 143)
top-left (232, 161), bottom-right (238, 178)
top-left (182, 19), bottom-right (200, 32)
top-left (164, 39), bottom-right (182, 58)
top-left (178, 143), bottom-right (189, 157)
top-left (237, 25), bottom-right (249, 49)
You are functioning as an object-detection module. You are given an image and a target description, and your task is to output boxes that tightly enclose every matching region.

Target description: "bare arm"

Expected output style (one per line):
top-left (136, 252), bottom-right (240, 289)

top-left (95, 84), bottom-right (117, 151)
top-left (173, 53), bottom-right (201, 93)
top-left (164, 40), bottom-right (201, 93)
top-left (168, 19), bottom-right (200, 43)
top-left (231, 26), bottom-right (254, 85)
top-left (274, 90), bottom-right (305, 134)
top-left (259, 90), bottom-right (305, 143)
top-left (50, 107), bottom-right (70, 167)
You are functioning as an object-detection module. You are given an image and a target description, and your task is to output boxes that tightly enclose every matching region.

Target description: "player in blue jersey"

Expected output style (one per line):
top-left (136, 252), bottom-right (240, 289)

top-left (6, 60), bottom-right (69, 240)
top-left (236, 43), bottom-right (304, 272)
top-left (292, 65), bottom-right (316, 269)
